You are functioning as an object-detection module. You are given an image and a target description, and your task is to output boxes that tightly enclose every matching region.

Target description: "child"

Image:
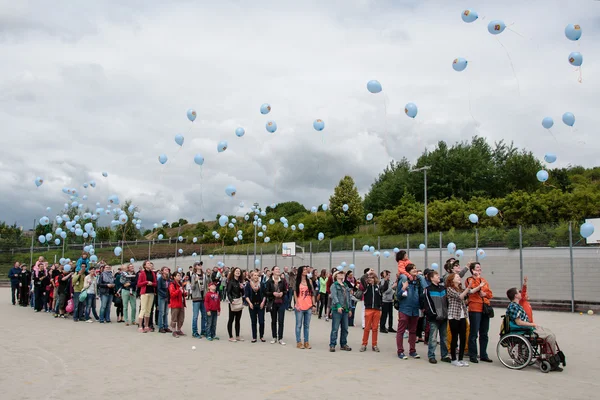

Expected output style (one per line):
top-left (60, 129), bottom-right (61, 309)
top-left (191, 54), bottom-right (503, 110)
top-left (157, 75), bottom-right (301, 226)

top-left (360, 272), bottom-right (382, 352)
top-left (168, 272), bottom-right (186, 338)
top-left (396, 250), bottom-right (412, 292)
top-left (520, 276), bottom-right (533, 323)
top-left (205, 282), bottom-right (221, 341)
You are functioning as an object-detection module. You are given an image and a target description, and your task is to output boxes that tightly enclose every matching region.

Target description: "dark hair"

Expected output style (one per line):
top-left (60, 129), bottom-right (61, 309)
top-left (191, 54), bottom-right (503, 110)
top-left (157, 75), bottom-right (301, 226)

top-left (405, 264), bottom-right (416, 273)
top-left (320, 269), bottom-right (326, 278)
top-left (426, 270), bottom-right (439, 280)
top-left (271, 265), bottom-right (279, 272)
top-left (469, 262), bottom-right (481, 274)
top-left (444, 258), bottom-right (455, 273)
top-left (507, 287), bottom-right (519, 301)
top-left (363, 268), bottom-right (370, 275)
top-left (396, 250), bottom-right (407, 263)
top-left (228, 267), bottom-right (242, 281)
top-left (171, 271), bottom-right (181, 279)
top-left (295, 266), bottom-right (313, 296)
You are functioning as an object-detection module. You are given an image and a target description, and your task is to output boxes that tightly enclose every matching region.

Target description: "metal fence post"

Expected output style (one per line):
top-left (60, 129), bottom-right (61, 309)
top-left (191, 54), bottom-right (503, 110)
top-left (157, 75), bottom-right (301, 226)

top-left (439, 231), bottom-right (442, 268)
top-left (475, 228), bottom-right (479, 262)
top-left (406, 234), bottom-right (410, 257)
top-left (377, 236), bottom-right (381, 275)
top-left (246, 246), bottom-right (249, 270)
top-left (260, 247), bottom-right (263, 270)
top-left (568, 221), bottom-right (575, 313)
top-left (329, 239), bottom-right (332, 270)
top-left (309, 241), bottom-right (313, 267)
top-left (519, 226), bottom-right (523, 285)
top-left (148, 241), bottom-right (151, 260)
top-left (352, 238), bottom-right (356, 265)
top-left (275, 244), bottom-right (278, 267)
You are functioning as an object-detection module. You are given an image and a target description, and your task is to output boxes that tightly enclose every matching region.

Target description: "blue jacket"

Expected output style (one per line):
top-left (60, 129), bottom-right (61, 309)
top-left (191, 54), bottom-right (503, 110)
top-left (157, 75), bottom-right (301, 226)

top-left (397, 275), bottom-right (426, 317)
top-left (157, 275), bottom-right (169, 299)
top-left (9, 267), bottom-right (21, 285)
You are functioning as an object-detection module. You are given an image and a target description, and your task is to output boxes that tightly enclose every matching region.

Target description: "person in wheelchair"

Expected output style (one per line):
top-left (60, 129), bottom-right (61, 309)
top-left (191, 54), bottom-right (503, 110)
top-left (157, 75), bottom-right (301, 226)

top-left (506, 287), bottom-right (563, 372)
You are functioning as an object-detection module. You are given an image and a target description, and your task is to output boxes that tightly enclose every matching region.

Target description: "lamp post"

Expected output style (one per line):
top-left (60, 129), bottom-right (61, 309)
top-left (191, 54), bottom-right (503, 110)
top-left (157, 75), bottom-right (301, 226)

top-left (410, 166), bottom-right (431, 268)
top-left (253, 202), bottom-right (259, 262)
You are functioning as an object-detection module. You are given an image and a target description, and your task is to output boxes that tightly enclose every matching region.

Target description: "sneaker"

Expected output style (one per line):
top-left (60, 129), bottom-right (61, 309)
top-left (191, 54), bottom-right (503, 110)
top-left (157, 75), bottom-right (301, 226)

top-left (270, 339), bottom-right (277, 344)
top-left (340, 345), bottom-right (352, 351)
top-left (192, 333), bottom-right (201, 338)
top-left (553, 366), bottom-right (564, 372)
top-left (86, 320), bottom-right (94, 323)
top-left (228, 338), bottom-right (237, 342)
top-left (279, 340), bottom-right (286, 346)
top-left (372, 346), bottom-right (380, 352)
top-left (403, 331), bottom-right (409, 339)
top-left (360, 345), bottom-right (367, 352)
top-left (451, 360), bottom-right (463, 367)
top-left (251, 339), bottom-right (257, 343)
top-left (429, 358), bottom-right (437, 364)
top-left (207, 337), bottom-right (213, 341)
top-left (459, 360), bottom-right (470, 367)
top-left (213, 337), bottom-right (220, 340)
top-left (159, 329), bottom-right (166, 333)
top-left (60, 315), bottom-right (66, 319)
top-left (398, 353), bottom-right (408, 360)
top-left (441, 356), bottom-right (451, 363)
top-left (296, 342), bottom-right (304, 349)
top-left (172, 332), bottom-right (180, 338)
top-left (329, 346), bottom-right (336, 352)
top-left (409, 352), bottom-right (420, 359)
top-left (236, 337), bottom-right (244, 342)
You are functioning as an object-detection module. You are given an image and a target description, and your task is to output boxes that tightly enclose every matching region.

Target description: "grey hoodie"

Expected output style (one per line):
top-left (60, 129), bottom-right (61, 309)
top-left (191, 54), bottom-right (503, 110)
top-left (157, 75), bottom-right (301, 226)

top-left (191, 273), bottom-right (208, 301)
top-left (379, 279), bottom-right (395, 303)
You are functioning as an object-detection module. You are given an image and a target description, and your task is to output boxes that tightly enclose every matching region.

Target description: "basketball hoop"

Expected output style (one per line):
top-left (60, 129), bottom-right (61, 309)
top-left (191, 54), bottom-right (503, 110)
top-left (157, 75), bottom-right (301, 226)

top-left (282, 242), bottom-right (296, 257)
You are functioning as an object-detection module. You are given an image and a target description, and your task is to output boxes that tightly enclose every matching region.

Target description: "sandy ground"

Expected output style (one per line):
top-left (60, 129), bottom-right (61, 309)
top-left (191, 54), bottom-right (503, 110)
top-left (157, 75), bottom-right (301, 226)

top-left (0, 287), bottom-right (598, 400)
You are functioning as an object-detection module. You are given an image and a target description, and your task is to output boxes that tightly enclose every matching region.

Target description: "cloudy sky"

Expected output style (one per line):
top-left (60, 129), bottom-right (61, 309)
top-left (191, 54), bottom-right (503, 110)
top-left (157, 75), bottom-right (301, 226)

top-left (1, 0), bottom-right (598, 229)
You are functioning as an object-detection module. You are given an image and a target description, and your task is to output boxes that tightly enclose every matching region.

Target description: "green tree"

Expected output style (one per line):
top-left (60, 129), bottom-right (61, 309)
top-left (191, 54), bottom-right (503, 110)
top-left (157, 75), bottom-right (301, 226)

top-left (329, 176), bottom-right (364, 234)
top-left (114, 201), bottom-right (141, 241)
top-left (363, 158), bottom-right (412, 214)
top-left (178, 218), bottom-right (189, 226)
top-left (96, 226), bottom-right (112, 242)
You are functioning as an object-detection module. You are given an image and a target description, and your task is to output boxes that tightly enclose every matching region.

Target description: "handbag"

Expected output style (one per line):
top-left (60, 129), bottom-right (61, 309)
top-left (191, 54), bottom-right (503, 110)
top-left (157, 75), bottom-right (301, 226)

top-left (79, 289), bottom-right (88, 302)
top-left (483, 302), bottom-right (495, 318)
top-left (230, 297), bottom-right (243, 312)
top-left (352, 289), bottom-right (364, 302)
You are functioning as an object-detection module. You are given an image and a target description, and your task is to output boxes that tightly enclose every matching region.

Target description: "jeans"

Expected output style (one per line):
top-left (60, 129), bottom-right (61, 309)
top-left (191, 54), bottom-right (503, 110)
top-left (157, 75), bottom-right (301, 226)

top-left (158, 296), bottom-right (169, 330)
top-left (249, 304), bottom-right (265, 340)
top-left (11, 283), bottom-right (19, 305)
top-left (468, 311), bottom-right (490, 359)
top-left (270, 303), bottom-right (285, 340)
top-left (427, 319), bottom-right (449, 360)
top-left (295, 309), bottom-right (312, 343)
top-left (330, 310), bottom-right (349, 347)
top-left (100, 294), bottom-right (113, 322)
top-left (380, 302), bottom-right (394, 330)
top-left (121, 289), bottom-right (136, 323)
top-left (192, 301), bottom-right (207, 336)
top-left (206, 312), bottom-right (218, 338)
top-left (73, 292), bottom-right (82, 320)
top-left (85, 294), bottom-right (100, 320)
top-left (396, 312), bottom-right (419, 354)
top-left (348, 300), bottom-right (356, 326)
top-left (30, 290), bottom-right (35, 309)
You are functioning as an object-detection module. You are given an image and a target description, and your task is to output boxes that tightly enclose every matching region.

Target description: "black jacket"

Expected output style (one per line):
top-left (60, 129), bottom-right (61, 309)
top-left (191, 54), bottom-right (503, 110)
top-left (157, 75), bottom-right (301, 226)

top-left (227, 278), bottom-right (243, 302)
top-left (265, 278), bottom-right (288, 305)
top-left (363, 284), bottom-right (382, 310)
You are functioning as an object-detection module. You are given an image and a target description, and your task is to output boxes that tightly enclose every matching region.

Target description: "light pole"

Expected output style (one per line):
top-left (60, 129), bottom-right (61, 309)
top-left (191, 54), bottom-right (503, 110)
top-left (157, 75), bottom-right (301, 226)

top-left (410, 166), bottom-right (431, 268)
top-left (253, 202), bottom-right (259, 262)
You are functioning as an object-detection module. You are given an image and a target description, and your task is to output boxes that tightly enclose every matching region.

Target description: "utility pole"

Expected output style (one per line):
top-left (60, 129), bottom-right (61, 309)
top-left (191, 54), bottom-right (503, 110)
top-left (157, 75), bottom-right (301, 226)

top-left (410, 166), bottom-right (431, 268)
top-left (253, 202), bottom-right (259, 262)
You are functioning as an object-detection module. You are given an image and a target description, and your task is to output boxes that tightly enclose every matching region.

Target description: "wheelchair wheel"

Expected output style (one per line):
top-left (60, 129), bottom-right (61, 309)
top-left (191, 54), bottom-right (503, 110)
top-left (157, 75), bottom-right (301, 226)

top-left (497, 334), bottom-right (533, 370)
top-left (540, 360), bottom-right (551, 373)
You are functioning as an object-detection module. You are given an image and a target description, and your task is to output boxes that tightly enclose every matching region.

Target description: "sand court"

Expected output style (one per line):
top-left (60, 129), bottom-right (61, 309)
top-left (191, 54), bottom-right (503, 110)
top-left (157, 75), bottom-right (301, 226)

top-left (0, 287), bottom-right (598, 400)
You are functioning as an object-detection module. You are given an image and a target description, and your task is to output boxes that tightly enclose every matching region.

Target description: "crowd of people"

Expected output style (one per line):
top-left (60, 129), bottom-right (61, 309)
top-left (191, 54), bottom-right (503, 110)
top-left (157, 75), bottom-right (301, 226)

top-left (6, 251), bottom-right (561, 371)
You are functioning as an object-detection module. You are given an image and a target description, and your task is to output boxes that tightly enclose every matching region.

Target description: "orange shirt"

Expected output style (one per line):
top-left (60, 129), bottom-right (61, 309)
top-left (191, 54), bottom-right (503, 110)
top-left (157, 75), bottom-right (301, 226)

top-left (519, 284), bottom-right (533, 323)
top-left (296, 283), bottom-right (313, 311)
top-left (465, 276), bottom-right (493, 313)
top-left (397, 259), bottom-right (412, 278)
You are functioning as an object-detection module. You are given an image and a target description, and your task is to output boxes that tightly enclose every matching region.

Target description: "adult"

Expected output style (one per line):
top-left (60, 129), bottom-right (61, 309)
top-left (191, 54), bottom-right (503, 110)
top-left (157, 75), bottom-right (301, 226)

top-left (443, 258), bottom-right (470, 353)
top-left (113, 266), bottom-right (125, 323)
top-left (226, 267), bottom-right (245, 342)
top-left (9, 262), bottom-right (21, 305)
top-left (56, 265), bottom-right (73, 318)
top-left (344, 270), bottom-right (359, 327)
top-left (265, 266), bottom-right (287, 345)
top-left (18, 264), bottom-right (31, 307)
top-left (359, 267), bottom-right (374, 328)
top-left (120, 264), bottom-right (137, 326)
top-left (83, 266), bottom-right (100, 322)
top-left (423, 270), bottom-right (450, 364)
top-left (446, 272), bottom-right (470, 367)
top-left (465, 262), bottom-right (493, 363)
top-left (318, 269), bottom-right (329, 320)
top-left (245, 270), bottom-right (267, 343)
top-left (136, 260), bottom-right (157, 333)
top-left (360, 272), bottom-right (381, 352)
top-left (294, 266), bottom-right (316, 349)
top-left (191, 263), bottom-right (208, 338)
top-left (329, 270), bottom-right (352, 352)
top-left (97, 265), bottom-right (115, 323)
top-left (71, 263), bottom-right (86, 321)
top-left (286, 267), bottom-right (297, 311)
top-left (396, 264), bottom-right (426, 360)
top-left (379, 270), bottom-right (397, 333)
top-left (157, 267), bottom-right (171, 333)
top-left (32, 263), bottom-right (46, 312)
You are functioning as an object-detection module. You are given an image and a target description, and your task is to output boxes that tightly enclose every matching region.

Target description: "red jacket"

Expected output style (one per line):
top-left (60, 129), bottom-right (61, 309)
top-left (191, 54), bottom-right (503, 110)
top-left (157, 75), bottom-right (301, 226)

top-left (168, 281), bottom-right (185, 309)
top-left (204, 291), bottom-right (221, 312)
top-left (137, 270), bottom-right (157, 295)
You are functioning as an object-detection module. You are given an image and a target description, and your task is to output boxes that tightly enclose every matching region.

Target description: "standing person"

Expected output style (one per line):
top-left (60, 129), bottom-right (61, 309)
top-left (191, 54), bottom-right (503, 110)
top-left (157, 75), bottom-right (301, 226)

top-left (41, 266), bottom-right (52, 312)
top-left (318, 269), bottom-right (329, 320)
top-left (360, 272), bottom-right (382, 352)
top-left (157, 267), bottom-right (171, 333)
top-left (83, 267), bottom-right (100, 322)
top-left (97, 265), bottom-right (115, 323)
top-left (329, 270), bottom-right (353, 352)
top-left (204, 282), bottom-right (221, 341)
top-left (465, 262), bottom-right (493, 363)
top-left (113, 267), bottom-right (125, 323)
top-left (446, 273), bottom-right (470, 367)
top-left (245, 270), bottom-right (267, 343)
top-left (191, 263), bottom-right (208, 338)
top-left (379, 270), bottom-right (397, 333)
top-left (9, 262), bottom-right (21, 305)
top-left (344, 270), bottom-right (359, 327)
top-left (71, 264), bottom-right (86, 321)
top-left (266, 266), bottom-right (287, 345)
top-left (286, 267), bottom-right (297, 311)
top-left (226, 267), bottom-right (245, 342)
top-left (169, 271), bottom-right (186, 337)
top-left (136, 260), bottom-right (157, 333)
top-left (396, 264), bottom-right (426, 360)
top-left (423, 270), bottom-right (450, 364)
top-left (32, 264), bottom-right (46, 312)
top-left (359, 268), bottom-right (374, 328)
top-left (19, 264), bottom-right (32, 307)
top-left (294, 266), bottom-right (316, 349)
top-left (56, 265), bottom-right (73, 318)
top-left (443, 259), bottom-right (470, 353)
top-left (119, 264), bottom-right (137, 326)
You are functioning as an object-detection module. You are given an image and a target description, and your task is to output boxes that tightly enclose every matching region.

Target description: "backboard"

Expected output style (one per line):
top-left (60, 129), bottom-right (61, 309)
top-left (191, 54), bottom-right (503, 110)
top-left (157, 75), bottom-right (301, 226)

top-left (282, 242), bottom-right (296, 257)
top-left (585, 218), bottom-right (600, 244)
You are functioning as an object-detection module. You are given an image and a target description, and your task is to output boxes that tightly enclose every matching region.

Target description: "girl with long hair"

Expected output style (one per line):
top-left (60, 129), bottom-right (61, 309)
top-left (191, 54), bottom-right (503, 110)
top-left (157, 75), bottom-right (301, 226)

top-left (265, 266), bottom-right (287, 345)
top-left (294, 266), bottom-right (316, 349)
top-left (445, 273), bottom-right (470, 367)
top-left (226, 267), bottom-right (244, 342)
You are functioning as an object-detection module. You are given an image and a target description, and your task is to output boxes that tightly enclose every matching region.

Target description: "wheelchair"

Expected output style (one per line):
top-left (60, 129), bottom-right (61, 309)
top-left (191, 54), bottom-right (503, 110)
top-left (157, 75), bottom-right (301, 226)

top-left (496, 315), bottom-right (566, 373)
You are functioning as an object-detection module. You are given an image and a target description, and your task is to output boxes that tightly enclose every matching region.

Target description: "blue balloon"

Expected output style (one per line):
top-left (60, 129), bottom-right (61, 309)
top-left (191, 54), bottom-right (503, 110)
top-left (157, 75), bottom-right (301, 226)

top-left (40, 216), bottom-right (50, 226)
top-left (187, 109), bottom-right (197, 122)
top-left (447, 242), bottom-right (456, 254)
top-left (313, 119), bottom-right (325, 131)
top-left (455, 249), bottom-right (464, 259)
top-left (260, 103), bottom-right (271, 114)
top-left (219, 215), bottom-right (229, 227)
top-left (405, 103), bottom-right (418, 118)
top-left (217, 141), bottom-right (228, 152)
top-left (488, 20), bottom-right (506, 35)
top-left (318, 232), bottom-right (324, 241)
top-left (486, 207), bottom-right (499, 217)
top-left (158, 234), bottom-right (164, 240)
top-left (568, 52), bottom-right (582, 67)
top-left (469, 214), bottom-right (479, 224)
top-left (452, 57), bottom-right (468, 72)
top-left (38, 235), bottom-right (46, 244)
top-left (342, 204), bottom-right (349, 212)
top-left (362, 245), bottom-right (370, 252)
top-left (580, 222), bottom-right (595, 238)
top-left (562, 112), bottom-right (575, 127)
top-left (393, 247), bottom-right (400, 253)
top-left (311, 206), bottom-right (317, 213)
top-left (114, 246), bottom-right (122, 256)
top-left (298, 223), bottom-right (304, 230)
top-left (178, 236), bottom-right (183, 242)
top-left (565, 24), bottom-right (582, 41)
top-left (266, 121), bottom-right (277, 133)
top-left (175, 134), bottom-right (184, 146)
top-left (193, 154), bottom-right (204, 166)
top-left (60, 232), bottom-right (67, 239)
top-left (419, 243), bottom-right (425, 250)
top-left (544, 153), bottom-right (557, 164)
top-left (102, 171), bottom-right (108, 177)
top-left (158, 154), bottom-right (168, 164)
top-left (383, 251), bottom-right (390, 258)
top-left (367, 80), bottom-right (382, 94)
top-left (336, 266), bottom-right (343, 271)
top-left (235, 127), bottom-right (245, 137)
top-left (477, 249), bottom-right (486, 259)
top-left (64, 265), bottom-right (71, 272)
top-left (34, 177), bottom-right (44, 187)
top-left (461, 9), bottom-right (478, 23)
top-left (89, 180), bottom-right (96, 187)
top-left (178, 248), bottom-right (183, 254)
top-left (225, 185), bottom-right (237, 197)
top-left (541, 117), bottom-right (554, 129)
top-left (90, 255), bottom-right (98, 263)
top-left (83, 182), bottom-right (88, 188)
top-left (322, 203), bottom-right (328, 211)
top-left (431, 263), bottom-right (439, 269)
top-left (255, 259), bottom-right (261, 265)
top-left (536, 170), bottom-right (549, 182)
top-left (369, 246), bottom-right (375, 252)
top-left (366, 213), bottom-right (373, 221)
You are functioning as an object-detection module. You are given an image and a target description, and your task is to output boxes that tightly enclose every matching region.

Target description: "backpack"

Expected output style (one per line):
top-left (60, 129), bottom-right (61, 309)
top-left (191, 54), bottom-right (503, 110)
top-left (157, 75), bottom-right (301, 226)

top-left (499, 314), bottom-right (510, 337)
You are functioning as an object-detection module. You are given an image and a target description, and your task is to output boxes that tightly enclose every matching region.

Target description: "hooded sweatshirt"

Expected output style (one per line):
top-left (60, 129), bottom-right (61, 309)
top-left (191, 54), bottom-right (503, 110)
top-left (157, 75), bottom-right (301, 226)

top-left (423, 282), bottom-right (448, 321)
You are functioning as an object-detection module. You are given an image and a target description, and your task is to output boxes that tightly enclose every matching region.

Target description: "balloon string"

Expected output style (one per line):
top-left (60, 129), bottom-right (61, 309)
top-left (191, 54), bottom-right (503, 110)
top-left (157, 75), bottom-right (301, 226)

top-left (547, 128), bottom-right (558, 142)
top-left (496, 38), bottom-right (521, 96)
top-left (578, 67), bottom-right (583, 83)
top-left (467, 75), bottom-right (478, 125)
top-left (382, 93), bottom-right (391, 160)
top-left (506, 25), bottom-right (525, 39)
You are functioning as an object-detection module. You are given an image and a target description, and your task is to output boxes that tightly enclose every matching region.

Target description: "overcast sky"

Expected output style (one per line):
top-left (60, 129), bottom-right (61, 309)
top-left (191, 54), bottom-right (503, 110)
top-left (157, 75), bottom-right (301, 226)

top-left (1, 0), bottom-right (598, 229)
